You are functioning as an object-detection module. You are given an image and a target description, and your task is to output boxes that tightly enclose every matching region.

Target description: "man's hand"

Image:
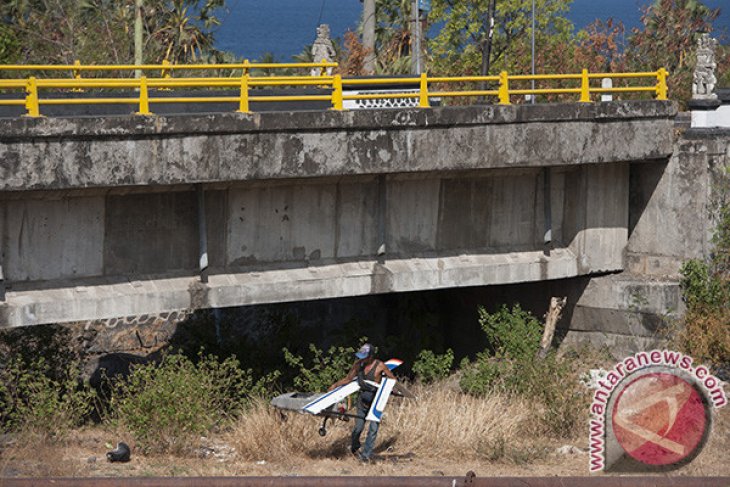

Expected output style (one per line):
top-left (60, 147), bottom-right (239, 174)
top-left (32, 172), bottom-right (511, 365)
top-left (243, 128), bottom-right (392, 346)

top-left (377, 361), bottom-right (397, 381)
top-left (328, 361), bottom-right (360, 391)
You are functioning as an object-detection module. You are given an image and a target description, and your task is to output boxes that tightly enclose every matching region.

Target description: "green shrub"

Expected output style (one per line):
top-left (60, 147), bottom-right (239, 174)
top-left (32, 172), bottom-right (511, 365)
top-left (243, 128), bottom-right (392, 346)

top-left (283, 341), bottom-right (365, 392)
top-left (110, 351), bottom-right (276, 454)
top-left (460, 304), bottom-right (587, 438)
top-left (0, 357), bottom-right (97, 435)
top-left (478, 304), bottom-right (543, 360)
top-left (412, 349), bottom-right (454, 384)
top-left (676, 189), bottom-right (730, 366)
top-left (680, 259), bottom-right (725, 310)
top-left (459, 356), bottom-right (503, 395)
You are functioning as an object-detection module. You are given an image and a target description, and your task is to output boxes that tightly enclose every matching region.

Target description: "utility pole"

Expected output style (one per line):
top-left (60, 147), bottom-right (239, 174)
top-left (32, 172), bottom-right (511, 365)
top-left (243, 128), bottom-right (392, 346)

top-left (135, 0), bottom-right (143, 79)
top-left (481, 0), bottom-right (497, 76)
top-left (412, 0), bottom-right (421, 74)
top-left (531, 0), bottom-right (536, 103)
top-left (362, 0), bottom-right (376, 74)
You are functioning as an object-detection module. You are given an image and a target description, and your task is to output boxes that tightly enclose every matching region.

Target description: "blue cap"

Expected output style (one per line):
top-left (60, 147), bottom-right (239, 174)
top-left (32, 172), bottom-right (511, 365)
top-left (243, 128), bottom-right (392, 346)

top-left (355, 343), bottom-right (372, 360)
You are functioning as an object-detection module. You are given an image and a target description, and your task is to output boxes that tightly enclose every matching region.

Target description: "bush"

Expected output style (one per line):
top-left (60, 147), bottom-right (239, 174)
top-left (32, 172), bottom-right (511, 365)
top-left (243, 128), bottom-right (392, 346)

top-left (0, 357), bottom-right (97, 435)
top-left (680, 259), bottom-right (725, 310)
top-left (459, 356), bottom-right (503, 395)
top-left (110, 351), bottom-right (277, 454)
top-left (479, 304), bottom-right (543, 360)
top-left (412, 349), bottom-right (454, 384)
top-left (460, 304), bottom-right (588, 438)
top-left (283, 341), bottom-right (364, 392)
top-left (676, 188), bottom-right (730, 367)
top-left (676, 308), bottom-right (730, 367)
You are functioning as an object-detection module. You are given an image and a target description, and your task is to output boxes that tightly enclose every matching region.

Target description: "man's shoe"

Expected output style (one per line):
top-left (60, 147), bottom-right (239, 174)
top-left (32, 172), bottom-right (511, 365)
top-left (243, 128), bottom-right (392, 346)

top-left (357, 453), bottom-right (372, 464)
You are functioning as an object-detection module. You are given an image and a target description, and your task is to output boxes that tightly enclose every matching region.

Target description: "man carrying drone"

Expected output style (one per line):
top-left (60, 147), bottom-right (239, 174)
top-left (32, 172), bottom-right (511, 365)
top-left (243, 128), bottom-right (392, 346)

top-left (328, 343), bottom-right (396, 462)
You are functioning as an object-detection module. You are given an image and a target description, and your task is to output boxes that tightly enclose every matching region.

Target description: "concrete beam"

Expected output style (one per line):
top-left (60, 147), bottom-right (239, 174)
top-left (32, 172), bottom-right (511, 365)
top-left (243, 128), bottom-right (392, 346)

top-left (0, 249), bottom-right (580, 327)
top-left (0, 101), bottom-right (676, 192)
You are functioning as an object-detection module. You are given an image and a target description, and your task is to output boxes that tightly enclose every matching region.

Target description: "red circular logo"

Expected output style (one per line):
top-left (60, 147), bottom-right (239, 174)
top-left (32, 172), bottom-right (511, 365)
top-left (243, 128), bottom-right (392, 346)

top-left (611, 372), bottom-right (709, 466)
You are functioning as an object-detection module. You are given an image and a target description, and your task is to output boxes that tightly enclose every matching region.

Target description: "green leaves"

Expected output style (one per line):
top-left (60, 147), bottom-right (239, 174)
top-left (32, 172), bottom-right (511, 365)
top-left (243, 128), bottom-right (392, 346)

top-left (109, 350), bottom-right (277, 454)
top-left (0, 356), bottom-right (97, 435)
top-left (283, 341), bottom-right (364, 392)
top-left (412, 348), bottom-right (454, 384)
top-left (429, 0), bottom-right (575, 76)
top-left (478, 304), bottom-right (543, 361)
top-left (0, 0), bottom-right (228, 65)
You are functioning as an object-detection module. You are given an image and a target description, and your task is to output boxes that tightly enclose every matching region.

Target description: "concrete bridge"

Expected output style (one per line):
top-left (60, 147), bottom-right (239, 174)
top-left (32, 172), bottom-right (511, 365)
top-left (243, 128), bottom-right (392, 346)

top-left (0, 100), bottom-right (679, 328)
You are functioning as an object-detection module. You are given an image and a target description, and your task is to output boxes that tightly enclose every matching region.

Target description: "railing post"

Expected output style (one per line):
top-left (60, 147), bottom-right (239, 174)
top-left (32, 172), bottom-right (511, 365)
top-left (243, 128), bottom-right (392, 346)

top-left (72, 59), bottom-right (84, 92)
top-left (498, 71), bottom-right (510, 105)
top-left (238, 74), bottom-right (250, 113)
top-left (656, 68), bottom-right (668, 101)
top-left (137, 75), bottom-right (150, 115)
top-left (243, 59), bottom-right (250, 77)
top-left (161, 59), bottom-right (171, 79)
top-left (419, 72), bottom-right (430, 108)
top-left (580, 68), bottom-right (590, 102)
top-left (332, 74), bottom-right (343, 110)
top-left (320, 58), bottom-right (327, 77)
top-left (159, 59), bottom-right (172, 91)
top-left (73, 59), bottom-right (81, 80)
top-left (25, 76), bottom-right (40, 117)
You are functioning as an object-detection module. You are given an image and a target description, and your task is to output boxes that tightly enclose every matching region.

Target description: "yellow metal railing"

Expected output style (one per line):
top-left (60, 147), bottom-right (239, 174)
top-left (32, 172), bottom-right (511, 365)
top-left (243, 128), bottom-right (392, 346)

top-left (0, 64), bottom-right (669, 117)
top-left (0, 60), bottom-right (338, 77)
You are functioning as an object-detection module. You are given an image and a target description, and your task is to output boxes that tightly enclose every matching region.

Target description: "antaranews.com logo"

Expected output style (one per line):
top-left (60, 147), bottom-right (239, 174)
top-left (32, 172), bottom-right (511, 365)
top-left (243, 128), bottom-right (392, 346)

top-left (588, 349), bottom-right (727, 473)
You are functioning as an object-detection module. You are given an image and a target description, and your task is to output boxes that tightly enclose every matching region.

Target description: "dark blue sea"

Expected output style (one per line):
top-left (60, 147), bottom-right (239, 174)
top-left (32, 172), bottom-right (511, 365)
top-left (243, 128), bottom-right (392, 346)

top-left (215, 0), bottom-right (730, 62)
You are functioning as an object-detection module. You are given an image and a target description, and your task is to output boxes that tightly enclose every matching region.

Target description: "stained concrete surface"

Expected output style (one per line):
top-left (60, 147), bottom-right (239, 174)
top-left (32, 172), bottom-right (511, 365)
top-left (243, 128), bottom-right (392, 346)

top-left (0, 162), bottom-right (628, 326)
top-left (0, 100), bottom-right (691, 335)
top-left (0, 101), bottom-right (675, 192)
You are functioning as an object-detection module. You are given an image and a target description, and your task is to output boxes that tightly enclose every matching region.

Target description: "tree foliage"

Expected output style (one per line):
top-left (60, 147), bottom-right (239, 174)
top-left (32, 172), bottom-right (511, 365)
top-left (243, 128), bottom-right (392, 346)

top-left (627, 0), bottom-right (721, 106)
top-left (0, 0), bottom-right (227, 67)
top-left (429, 0), bottom-right (574, 76)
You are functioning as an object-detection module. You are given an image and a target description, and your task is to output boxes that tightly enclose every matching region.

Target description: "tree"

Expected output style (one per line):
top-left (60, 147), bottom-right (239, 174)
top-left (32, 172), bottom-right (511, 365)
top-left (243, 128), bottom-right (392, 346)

top-left (0, 0), bottom-right (227, 68)
top-left (429, 0), bottom-right (575, 76)
top-left (627, 0), bottom-right (720, 106)
top-left (0, 23), bottom-right (21, 64)
top-left (350, 0), bottom-right (414, 74)
top-left (574, 18), bottom-right (628, 73)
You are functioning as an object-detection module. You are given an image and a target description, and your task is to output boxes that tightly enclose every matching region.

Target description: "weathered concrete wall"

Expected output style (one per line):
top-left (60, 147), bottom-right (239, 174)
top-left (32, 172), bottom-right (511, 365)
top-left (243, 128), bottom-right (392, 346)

top-left (0, 101), bottom-right (679, 328)
top-left (1, 163), bottom-right (629, 327)
top-left (564, 128), bottom-right (730, 357)
top-left (626, 128), bottom-right (730, 277)
top-left (0, 101), bottom-right (675, 192)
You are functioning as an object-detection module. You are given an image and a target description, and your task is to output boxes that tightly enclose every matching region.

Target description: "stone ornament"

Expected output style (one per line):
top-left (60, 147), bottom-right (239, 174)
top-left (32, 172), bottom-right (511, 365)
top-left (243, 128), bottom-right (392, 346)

top-left (692, 33), bottom-right (718, 100)
top-left (311, 24), bottom-right (336, 76)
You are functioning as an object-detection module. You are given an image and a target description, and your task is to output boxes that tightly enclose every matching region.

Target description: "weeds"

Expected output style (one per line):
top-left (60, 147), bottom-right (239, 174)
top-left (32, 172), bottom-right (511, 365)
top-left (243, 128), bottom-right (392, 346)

top-left (412, 349), bottom-right (454, 384)
top-left (479, 304), bottom-right (542, 360)
top-left (676, 185), bottom-right (730, 367)
top-left (283, 341), bottom-right (365, 392)
top-left (0, 356), bottom-right (96, 436)
top-left (459, 305), bottom-right (589, 438)
top-left (109, 351), bottom-right (277, 454)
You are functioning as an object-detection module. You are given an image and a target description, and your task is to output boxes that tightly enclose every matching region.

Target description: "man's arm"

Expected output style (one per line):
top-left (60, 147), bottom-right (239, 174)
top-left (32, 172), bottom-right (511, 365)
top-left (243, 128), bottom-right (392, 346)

top-left (327, 361), bottom-right (359, 391)
top-left (377, 361), bottom-right (397, 381)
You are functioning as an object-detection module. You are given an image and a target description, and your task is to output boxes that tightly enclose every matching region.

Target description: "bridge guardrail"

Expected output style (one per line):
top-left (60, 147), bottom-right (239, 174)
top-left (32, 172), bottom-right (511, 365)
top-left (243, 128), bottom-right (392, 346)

top-left (0, 63), bottom-right (669, 117)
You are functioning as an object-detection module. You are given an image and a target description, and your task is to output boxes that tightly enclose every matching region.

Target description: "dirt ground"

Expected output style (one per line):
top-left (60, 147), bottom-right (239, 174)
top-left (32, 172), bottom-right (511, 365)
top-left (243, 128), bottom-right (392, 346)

top-left (2, 406), bottom-right (728, 479)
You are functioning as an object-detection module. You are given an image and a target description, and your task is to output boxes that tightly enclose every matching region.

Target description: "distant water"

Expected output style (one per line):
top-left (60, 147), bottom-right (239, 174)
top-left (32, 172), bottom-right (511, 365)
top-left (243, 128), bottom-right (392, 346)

top-left (215, 0), bottom-right (730, 62)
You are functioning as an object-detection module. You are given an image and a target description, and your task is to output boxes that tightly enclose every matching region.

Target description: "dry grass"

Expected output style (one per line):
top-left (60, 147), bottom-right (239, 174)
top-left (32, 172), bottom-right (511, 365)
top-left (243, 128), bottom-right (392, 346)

top-left (2, 393), bottom-right (729, 477)
top-left (675, 308), bottom-right (730, 366)
top-left (228, 382), bottom-right (532, 463)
